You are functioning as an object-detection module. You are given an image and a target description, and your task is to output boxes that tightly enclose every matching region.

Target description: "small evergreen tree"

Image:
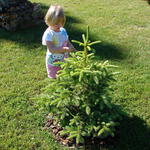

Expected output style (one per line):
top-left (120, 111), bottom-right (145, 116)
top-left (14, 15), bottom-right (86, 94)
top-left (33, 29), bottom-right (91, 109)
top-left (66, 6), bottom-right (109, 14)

top-left (40, 27), bottom-right (121, 144)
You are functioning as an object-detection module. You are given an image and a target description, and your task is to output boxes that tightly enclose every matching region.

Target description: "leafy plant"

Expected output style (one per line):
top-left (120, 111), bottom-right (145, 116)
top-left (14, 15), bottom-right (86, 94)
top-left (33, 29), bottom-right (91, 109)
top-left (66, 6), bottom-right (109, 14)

top-left (39, 26), bottom-right (122, 144)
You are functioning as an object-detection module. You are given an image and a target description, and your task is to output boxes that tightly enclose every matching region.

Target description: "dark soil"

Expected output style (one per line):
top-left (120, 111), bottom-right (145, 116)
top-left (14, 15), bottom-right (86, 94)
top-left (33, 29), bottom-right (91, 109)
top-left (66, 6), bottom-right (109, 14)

top-left (43, 115), bottom-right (120, 150)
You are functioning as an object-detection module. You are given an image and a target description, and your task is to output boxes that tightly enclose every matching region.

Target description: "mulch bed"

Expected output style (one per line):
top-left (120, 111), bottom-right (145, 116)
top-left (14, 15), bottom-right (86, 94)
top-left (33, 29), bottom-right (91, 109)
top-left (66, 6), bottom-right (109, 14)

top-left (43, 115), bottom-right (120, 150)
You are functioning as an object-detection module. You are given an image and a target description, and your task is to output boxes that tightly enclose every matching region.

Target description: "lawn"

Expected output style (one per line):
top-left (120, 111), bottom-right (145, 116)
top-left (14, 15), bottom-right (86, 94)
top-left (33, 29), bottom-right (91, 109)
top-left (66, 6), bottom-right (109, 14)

top-left (0, 0), bottom-right (150, 150)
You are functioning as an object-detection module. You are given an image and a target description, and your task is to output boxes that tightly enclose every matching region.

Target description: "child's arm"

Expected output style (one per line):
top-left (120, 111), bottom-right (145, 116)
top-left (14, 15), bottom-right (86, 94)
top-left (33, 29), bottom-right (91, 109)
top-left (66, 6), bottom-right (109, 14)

top-left (46, 41), bottom-right (72, 53)
top-left (67, 40), bottom-right (77, 52)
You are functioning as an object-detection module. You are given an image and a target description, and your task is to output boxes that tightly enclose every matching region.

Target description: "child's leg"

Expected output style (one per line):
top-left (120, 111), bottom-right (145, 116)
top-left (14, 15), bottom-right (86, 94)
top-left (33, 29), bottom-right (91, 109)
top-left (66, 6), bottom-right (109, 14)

top-left (47, 65), bottom-right (61, 79)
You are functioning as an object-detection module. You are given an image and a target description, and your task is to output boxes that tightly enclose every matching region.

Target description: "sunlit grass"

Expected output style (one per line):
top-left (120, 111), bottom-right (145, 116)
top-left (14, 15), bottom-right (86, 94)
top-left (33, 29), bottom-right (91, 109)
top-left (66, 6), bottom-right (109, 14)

top-left (0, 0), bottom-right (150, 149)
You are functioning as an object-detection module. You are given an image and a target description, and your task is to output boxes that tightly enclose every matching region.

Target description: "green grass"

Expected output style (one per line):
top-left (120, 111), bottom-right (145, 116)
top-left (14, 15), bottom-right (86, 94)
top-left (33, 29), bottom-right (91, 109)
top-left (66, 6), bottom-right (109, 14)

top-left (0, 0), bottom-right (150, 149)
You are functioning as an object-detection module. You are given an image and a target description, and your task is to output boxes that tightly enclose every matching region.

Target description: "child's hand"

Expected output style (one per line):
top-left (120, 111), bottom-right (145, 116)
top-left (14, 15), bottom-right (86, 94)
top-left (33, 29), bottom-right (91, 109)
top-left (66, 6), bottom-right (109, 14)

top-left (63, 46), bottom-right (74, 53)
top-left (62, 41), bottom-right (76, 52)
top-left (62, 41), bottom-right (68, 47)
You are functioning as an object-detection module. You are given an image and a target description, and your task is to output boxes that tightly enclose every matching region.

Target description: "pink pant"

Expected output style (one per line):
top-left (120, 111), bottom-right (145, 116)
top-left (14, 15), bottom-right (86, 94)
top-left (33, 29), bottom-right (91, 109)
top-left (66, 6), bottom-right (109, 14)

top-left (47, 65), bottom-right (61, 79)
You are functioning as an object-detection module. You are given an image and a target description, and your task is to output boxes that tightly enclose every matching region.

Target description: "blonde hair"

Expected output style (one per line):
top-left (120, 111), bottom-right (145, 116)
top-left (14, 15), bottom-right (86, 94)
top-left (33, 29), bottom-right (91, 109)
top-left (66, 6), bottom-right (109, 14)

top-left (45, 5), bottom-right (66, 27)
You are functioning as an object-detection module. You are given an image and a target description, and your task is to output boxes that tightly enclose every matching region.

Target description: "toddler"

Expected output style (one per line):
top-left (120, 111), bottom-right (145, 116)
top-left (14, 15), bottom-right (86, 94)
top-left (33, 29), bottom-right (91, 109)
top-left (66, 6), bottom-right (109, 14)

top-left (42, 5), bottom-right (75, 78)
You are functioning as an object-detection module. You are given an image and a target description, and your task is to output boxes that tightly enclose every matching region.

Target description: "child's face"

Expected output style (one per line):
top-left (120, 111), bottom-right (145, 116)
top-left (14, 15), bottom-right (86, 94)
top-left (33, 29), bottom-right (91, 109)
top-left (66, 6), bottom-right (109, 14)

top-left (51, 23), bottom-right (63, 32)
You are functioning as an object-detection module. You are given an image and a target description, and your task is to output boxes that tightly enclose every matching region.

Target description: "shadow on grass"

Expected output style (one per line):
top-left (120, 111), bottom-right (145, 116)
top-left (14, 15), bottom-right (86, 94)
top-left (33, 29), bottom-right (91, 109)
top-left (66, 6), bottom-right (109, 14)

top-left (111, 115), bottom-right (150, 150)
top-left (0, 3), bottom-right (126, 60)
top-left (81, 102), bottom-right (150, 150)
top-left (85, 114), bottom-right (150, 150)
top-left (146, 0), bottom-right (150, 5)
top-left (66, 22), bottom-right (125, 61)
